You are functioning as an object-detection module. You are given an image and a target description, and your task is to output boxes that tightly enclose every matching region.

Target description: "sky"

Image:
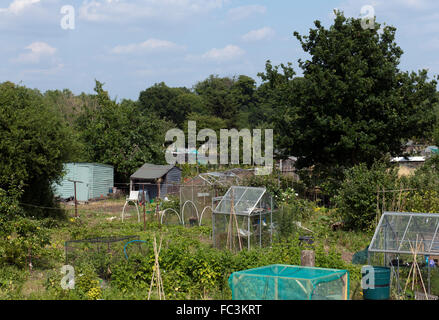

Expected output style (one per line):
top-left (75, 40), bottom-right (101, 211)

top-left (1, 0), bottom-right (439, 100)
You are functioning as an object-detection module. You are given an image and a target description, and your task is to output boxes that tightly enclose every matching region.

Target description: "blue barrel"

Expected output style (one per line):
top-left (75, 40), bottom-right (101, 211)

top-left (362, 266), bottom-right (391, 300)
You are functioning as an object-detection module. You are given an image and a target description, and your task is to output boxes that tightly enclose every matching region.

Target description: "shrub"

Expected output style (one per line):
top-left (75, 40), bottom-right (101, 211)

top-left (273, 188), bottom-right (314, 240)
top-left (403, 190), bottom-right (439, 213)
top-left (0, 82), bottom-right (75, 217)
top-left (0, 217), bottom-right (52, 268)
top-left (333, 161), bottom-right (399, 230)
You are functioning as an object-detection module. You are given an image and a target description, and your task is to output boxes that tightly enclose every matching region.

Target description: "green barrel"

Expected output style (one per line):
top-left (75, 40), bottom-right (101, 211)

top-left (362, 266), bottom-right (391, 300)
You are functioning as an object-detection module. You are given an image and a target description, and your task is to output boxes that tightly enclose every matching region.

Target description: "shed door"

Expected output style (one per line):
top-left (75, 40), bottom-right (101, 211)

top-left (76, 165), bottom-right (90, 201)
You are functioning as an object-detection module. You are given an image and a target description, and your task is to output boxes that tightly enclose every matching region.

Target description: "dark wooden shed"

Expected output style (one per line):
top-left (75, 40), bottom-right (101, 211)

top-left (130, 163), bottom-right (181, 200)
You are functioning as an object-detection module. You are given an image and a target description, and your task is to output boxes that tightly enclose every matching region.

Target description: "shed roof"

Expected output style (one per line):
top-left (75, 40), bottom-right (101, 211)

top-left (130, 163), bottom-right (180, 180)
top-left (65, 162), bottom-right (114, 168)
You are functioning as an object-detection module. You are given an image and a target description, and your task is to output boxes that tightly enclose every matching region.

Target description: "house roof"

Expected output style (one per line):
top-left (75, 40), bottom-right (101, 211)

top-left (391, 156), bottom-right (425, 163)
top-left (130, 163), bottom-right (180, 180)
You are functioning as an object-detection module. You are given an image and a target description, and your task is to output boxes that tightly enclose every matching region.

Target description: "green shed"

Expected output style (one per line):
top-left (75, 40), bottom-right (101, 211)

top-left (54, 163), bottom-right (114, 202)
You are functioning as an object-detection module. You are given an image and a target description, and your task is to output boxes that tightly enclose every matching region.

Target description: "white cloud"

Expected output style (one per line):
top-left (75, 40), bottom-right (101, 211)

top-left (13, 42), bottom-right (57, 64)
top-left (227, 5), bottom-right (266, 21)
top-left (200, 44), bottom-right (245, 62)
top-left (0, 0), bottom-right (40, 14)
top-left (79, 0), bottom-right (229, 23)
top-left (111, 38), bottom-right (183, 54)
top-left (242, 27), bottom-right (275, 42)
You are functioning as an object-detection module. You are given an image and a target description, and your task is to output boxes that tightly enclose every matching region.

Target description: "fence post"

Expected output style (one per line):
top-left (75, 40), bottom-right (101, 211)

top-left (301, 250), bottom-right (315, 267)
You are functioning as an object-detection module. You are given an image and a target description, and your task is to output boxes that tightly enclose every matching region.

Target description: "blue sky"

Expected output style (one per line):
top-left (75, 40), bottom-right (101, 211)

top-left (1, 0), bottom-right (439, 100)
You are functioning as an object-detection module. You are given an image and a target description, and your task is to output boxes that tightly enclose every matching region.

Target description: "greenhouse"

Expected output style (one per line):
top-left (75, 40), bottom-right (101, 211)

top-left (369, 211), bottom-right (439, 256)
top-left (368, 211), bottom-right (439, 296)
top-left (228, 264), bottom-right (349, 300)
top-left (212, 186), bottom-right (275, 250)
top-left (177, 170), bottom-right (247, 227)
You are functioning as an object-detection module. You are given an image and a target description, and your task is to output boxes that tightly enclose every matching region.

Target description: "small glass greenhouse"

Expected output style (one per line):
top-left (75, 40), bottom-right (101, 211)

top-left (369, 212), bottom-right (439, 256)
top-left (228, 264), bottom-right (350, 300)
top-left (212, 186), bottom-right (275, 250)
top-left (368, 211), bottom-right (439, 296)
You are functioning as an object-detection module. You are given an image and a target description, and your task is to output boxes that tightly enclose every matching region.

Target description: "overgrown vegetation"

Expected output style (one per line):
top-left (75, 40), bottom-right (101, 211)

top-left (0, 200), bottom-right (365, 300)
top-left (1, 12), bottom-right (439, 300)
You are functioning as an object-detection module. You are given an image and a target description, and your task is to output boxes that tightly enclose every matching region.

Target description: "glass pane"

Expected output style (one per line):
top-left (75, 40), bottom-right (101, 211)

top-left (214, 186), bottom-right (267, 215)
top-left (370, 212), bottom-right (439, 255)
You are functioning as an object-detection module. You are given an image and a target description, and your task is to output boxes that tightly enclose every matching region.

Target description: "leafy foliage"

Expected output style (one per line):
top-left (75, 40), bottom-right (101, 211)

top-left (0, 82), bottom-right (74, 215)
top-left (76, 81), bottom-right (173, 181)
top-left (261, 12), bottom-right (438, 183)
top-left (333, 161), bottom-right (399, 230)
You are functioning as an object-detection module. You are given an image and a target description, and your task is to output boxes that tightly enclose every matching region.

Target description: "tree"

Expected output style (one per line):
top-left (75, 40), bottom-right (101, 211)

top-left (77, 81), bottom-right (173, 182)
top-left (0, 82), bottom-right (74, 216)
top-left (138, 82), bottom-right (189, 125)
top-left (166, 93), bottom-right (207, 127)
top-left (261, 12), bottom-right (438, 181)
top-left (183, 113), bottom-right (227, 136)
top-left (230, 75), bottom-right (258, 129)
top-left (194, 75), bottom-right (238, 127)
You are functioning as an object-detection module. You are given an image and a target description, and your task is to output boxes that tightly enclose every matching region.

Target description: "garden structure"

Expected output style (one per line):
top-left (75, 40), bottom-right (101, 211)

top-left (65, 236), bottom-right (148, 279)
top-left (162, 170), bottom-right (245, 227)
top-left (228, 264), bottom-right (349, 300)
top-left (54, 163), bottom-right (114, 202)
top-left (369, 211), bottom-right (439, 296)
top-left (212, 186), bottom-right (275, 251)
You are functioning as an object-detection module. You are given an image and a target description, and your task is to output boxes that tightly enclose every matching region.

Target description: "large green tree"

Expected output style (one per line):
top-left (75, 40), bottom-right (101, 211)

top-left (262, 12), bottom-right (438, 180)
top-left (194, 75), bottom-right (238, 127)
top-left (138, 82), bottom-right (189, 126)
top-left (167, 93), bottom-right (207, 127)
top-left (0, 82), bottom-right (74, 216)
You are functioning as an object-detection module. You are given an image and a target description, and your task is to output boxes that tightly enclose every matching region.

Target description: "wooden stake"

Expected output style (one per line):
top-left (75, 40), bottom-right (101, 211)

top-left (404, 235), bottom-right (429, 300)
top-left (226, 189), bottom-right (242, 252)
top-left (375, 186), bottom-right (380, 227)
top-left (397, 183), bottom-right (403, 212)
top-left (148, 235), bottom-right (165, 300)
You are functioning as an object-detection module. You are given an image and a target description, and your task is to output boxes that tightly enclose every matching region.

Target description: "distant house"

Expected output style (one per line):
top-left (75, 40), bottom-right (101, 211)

top-left (130, 163), bottom-right (182, 200)
top-left (54, 163), bottom-right (114, 202)
top-left (391, 156), bottom-right (426, 176)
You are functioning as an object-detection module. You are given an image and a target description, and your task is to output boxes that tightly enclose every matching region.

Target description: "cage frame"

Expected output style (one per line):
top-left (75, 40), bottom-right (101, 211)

top-left (228, 264), bottom-right (350, 300)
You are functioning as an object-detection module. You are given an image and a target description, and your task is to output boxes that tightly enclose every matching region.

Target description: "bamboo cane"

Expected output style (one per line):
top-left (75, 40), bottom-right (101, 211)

top-left (397, 183), bottom-right (403, 212)
top-left (405, 236), bottom-right (429, 300)
top-left (148, 235), bottom-right (165, 300)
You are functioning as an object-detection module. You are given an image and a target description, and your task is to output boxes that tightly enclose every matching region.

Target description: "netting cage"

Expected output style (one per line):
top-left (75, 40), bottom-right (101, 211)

top-left (179, 172), bottom-right (241, 227)
top-left (212, 186), bottom-right (275, 250)
top-left (228, 264), bottom-right (350, 300)
top-left (65, 236), bottom-right (149, 279)
top-left (179, 177), bottom-right (215, 227)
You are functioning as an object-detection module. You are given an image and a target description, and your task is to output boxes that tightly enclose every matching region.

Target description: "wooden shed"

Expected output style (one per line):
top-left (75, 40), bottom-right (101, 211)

top-left (130, 163), bottom-right (182, 200)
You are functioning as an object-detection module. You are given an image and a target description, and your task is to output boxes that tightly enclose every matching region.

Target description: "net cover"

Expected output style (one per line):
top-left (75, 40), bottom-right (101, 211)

top-left (369, 212), bottom-right (439, 255)
top-left (228, 264), bottom-right (349, 300)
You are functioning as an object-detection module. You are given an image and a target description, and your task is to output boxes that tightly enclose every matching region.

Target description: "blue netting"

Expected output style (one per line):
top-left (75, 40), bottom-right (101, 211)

top-left (228, 264), bottom-right (349, 300)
